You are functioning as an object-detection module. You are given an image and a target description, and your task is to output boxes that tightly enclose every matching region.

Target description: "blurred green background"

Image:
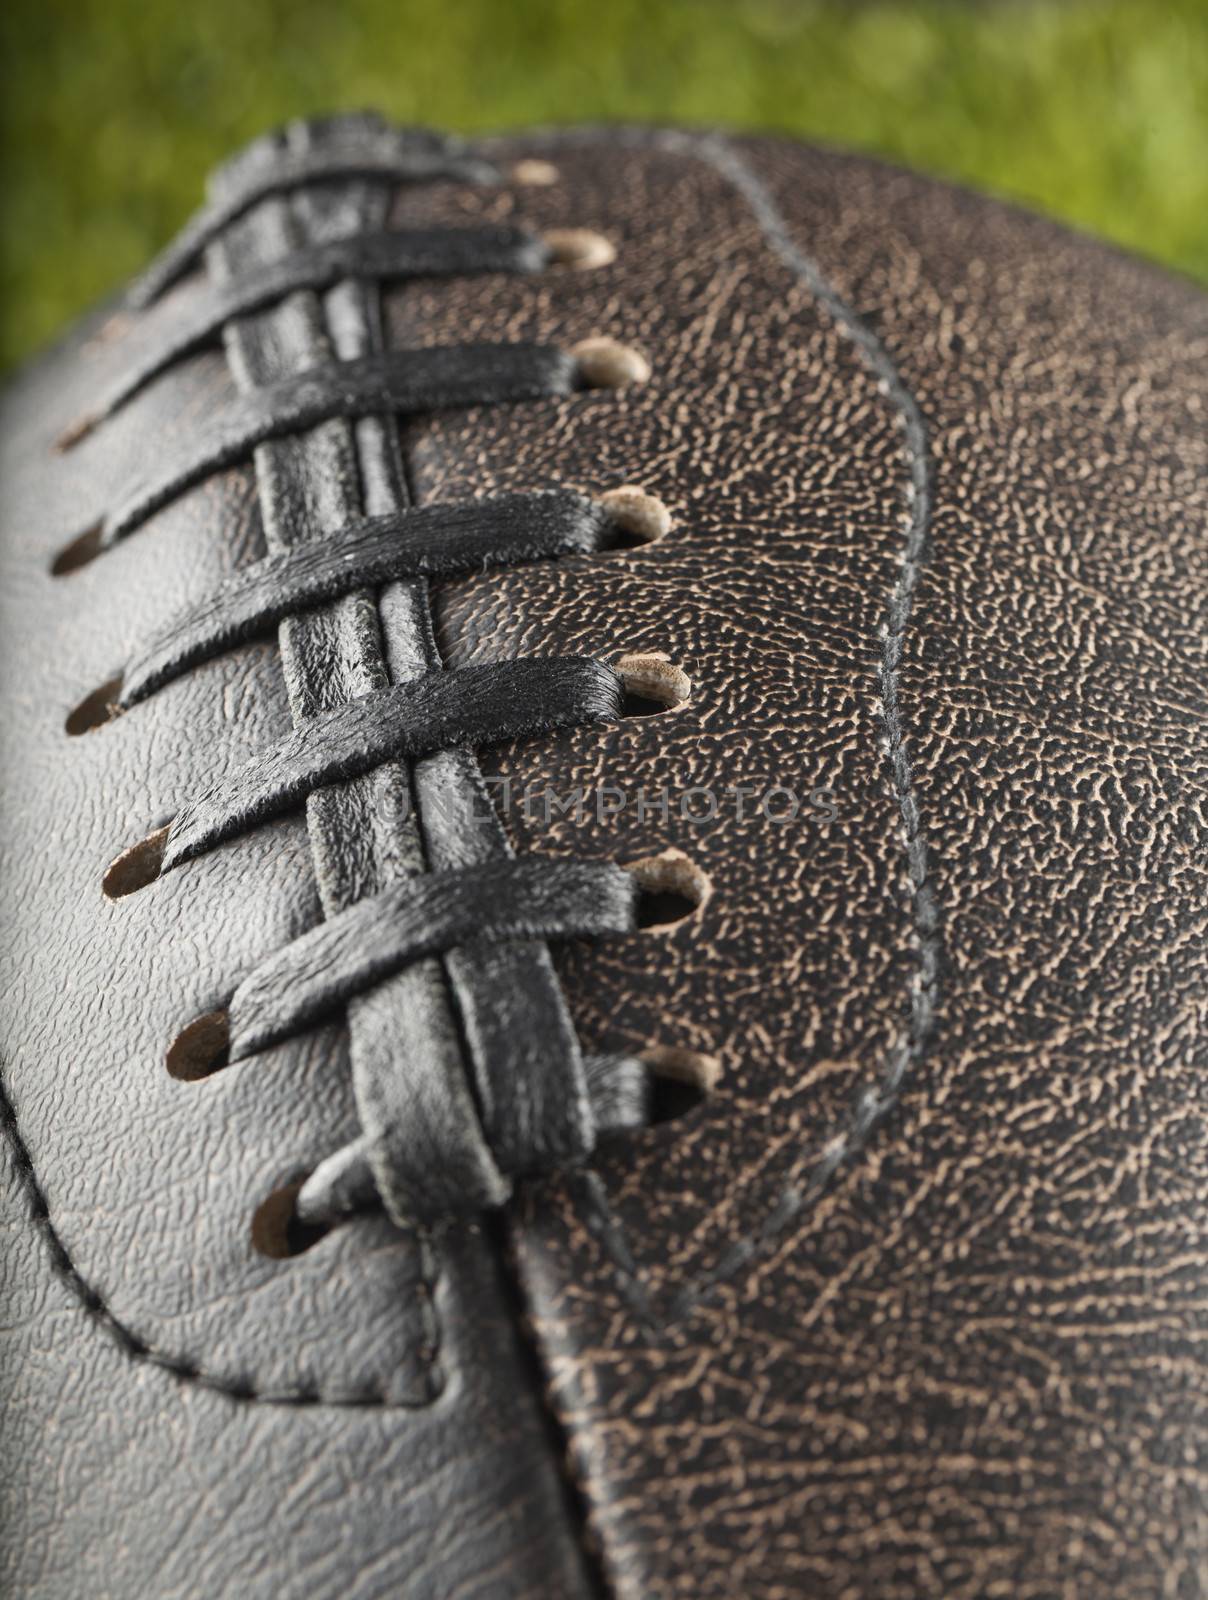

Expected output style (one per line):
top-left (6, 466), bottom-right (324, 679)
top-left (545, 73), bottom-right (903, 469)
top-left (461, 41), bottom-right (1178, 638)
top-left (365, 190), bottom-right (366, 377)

top-left (2, 0), bottom-right (1206, 371)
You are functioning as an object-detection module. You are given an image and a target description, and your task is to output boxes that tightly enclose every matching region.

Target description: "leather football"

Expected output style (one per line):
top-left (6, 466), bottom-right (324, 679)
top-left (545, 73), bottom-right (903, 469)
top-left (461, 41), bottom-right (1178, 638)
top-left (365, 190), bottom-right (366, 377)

top-left (1, 114), bottom-right (1205, 1599)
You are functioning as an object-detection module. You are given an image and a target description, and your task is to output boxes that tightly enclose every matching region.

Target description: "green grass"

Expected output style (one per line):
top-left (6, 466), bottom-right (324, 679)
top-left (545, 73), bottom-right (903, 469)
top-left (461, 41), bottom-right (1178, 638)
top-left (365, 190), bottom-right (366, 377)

top-left (2, 0), bottom-right (1206, 370)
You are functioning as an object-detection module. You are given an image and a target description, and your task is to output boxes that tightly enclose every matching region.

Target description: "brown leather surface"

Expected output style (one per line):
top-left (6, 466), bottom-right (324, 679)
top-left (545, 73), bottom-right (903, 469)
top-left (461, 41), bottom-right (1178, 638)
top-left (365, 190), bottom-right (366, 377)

top-left (385, 131), bottom-right (1208, 1598)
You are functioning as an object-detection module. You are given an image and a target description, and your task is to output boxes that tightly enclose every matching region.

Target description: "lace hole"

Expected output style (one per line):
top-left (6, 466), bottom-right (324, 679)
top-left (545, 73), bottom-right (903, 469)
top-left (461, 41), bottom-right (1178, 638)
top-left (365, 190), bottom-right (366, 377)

top-left (511, 158), bottom-right (559, 187)
top-left (645, 1045), bottom-right (721, 1125)
top-left (572, 337), bottom-right (650, 390)
top-left (615, 652), bottom-right (690, 717)
top-left (251, 1178), bottom-right (332, 1260)
top-left (88, 311), bottom-right (134, 349)
top-left (51, 522), bottom-right (104, 576)
top-left (103, 825), bottom-right (169, 899)
top-left (167, 1010), bottom-right (230, 1080)
top-left (599, 486), bottom-right (671, 549)
top-left (543, 229), bottom-right (616, 270)
top-left (54, 411), bottom-right (101, 452)
top-left (65, 676), bottom-right (123, 736)
top-left (628, 848), bottom-right (711, 928)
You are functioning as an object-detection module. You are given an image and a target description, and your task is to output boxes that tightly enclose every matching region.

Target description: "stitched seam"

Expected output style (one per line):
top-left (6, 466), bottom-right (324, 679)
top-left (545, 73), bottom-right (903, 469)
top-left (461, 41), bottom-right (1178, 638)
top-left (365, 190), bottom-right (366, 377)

top-left (528, 128), bottom-right (942, 1329)
top-left (0, 146), bottom-right (450, 1412)
top-left (0, 1060), bottom-right (439, 1408)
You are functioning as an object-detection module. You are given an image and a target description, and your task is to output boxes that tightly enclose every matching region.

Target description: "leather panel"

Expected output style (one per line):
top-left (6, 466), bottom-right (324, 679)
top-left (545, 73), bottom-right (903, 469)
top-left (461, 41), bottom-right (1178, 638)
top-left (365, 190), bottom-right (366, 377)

top-left (391, 131), bottom-right (1208, 1599)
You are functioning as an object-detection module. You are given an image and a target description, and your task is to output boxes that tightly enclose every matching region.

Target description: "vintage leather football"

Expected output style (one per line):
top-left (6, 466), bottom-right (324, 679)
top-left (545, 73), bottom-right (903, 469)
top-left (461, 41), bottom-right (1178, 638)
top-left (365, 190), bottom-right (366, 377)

top-left (1, 114), bottom-right (1205, 1599)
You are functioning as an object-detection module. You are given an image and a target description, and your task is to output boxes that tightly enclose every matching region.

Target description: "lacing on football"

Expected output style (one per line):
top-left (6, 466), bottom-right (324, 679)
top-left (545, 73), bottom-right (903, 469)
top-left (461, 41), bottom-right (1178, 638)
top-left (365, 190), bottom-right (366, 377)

top-left (69, 120), bottom-right (695, 1230)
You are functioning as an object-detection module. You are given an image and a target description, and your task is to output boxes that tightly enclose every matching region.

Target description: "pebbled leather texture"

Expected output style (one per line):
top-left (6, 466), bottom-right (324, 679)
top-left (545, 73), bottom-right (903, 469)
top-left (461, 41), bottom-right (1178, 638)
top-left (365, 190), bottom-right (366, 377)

top-left (2, 116), bottom-right (1206, 1599)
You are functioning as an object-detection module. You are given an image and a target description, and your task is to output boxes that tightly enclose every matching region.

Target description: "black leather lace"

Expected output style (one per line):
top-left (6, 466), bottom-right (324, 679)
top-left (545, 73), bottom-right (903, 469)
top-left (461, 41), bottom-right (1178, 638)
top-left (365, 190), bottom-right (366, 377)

top-left (124, 138), bottom-right (500, 309)
top-left (70, 123), bottom-right (679, 1231)
top-left (119, 491), bottom-right (613, 707)
top-left (161, 656), bottom-right (624, 873)
top-left (62, 226), bottom-right (551, 446)
top-left (71, 345), bottom-right (586, 555)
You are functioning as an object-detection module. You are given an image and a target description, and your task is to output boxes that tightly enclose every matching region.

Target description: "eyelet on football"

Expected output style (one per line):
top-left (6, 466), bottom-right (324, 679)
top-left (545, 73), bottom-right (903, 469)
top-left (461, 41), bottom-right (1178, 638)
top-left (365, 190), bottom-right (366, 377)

top-left (50, 521), bottom-right (105, 576)
top-left (599, 486), bottom-right (672, 548)
top-left (572, 337), bottom-right (651, 390)
top-left (627, 847), bottom-right (712, 928)
top-left (167, 1009), bottom-right (231, 1080)
top-left (615, 652), bottom-right (691, 716)
top-left (511, 158), bottom-right (559, 187)
top-left (54, 410), bottom-right (103, 452)
top-left (86, 310), bottom-right (134, 349)
top-left (251, 1177), bottom-right (333, 1260)
top-left (644, 1044), bottom-right (722, 1123)
top-left (65, 675), bottom-right (124, 736)
top-left (543, 229), bottom-right (616, 270)
top-left (102, 824), bottom-right (169, 899)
